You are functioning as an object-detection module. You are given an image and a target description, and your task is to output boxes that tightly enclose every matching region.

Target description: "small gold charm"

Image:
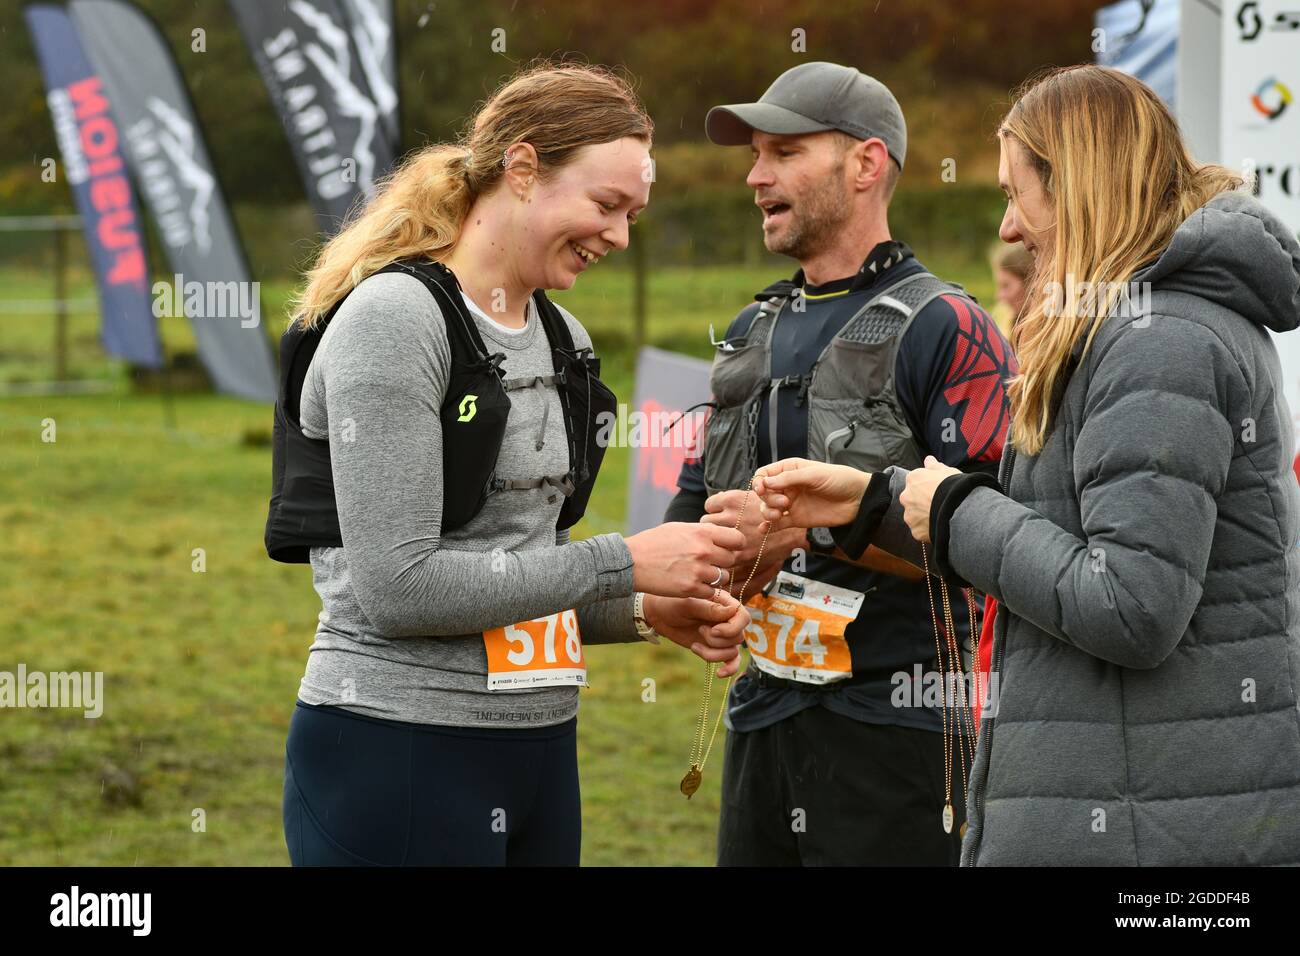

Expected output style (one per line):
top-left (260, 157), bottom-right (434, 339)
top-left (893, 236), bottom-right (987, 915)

top-left (959, 821), bottom-right (968, 839)
top-left (680, 766), bottom-right (703, 798)
top-left (942, 802), bottom-right (954, 834)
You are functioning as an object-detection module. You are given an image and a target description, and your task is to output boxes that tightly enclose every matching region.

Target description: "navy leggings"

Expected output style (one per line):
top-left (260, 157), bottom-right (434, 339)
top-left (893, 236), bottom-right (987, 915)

top-left (283, 700), bottom-right (581, 866)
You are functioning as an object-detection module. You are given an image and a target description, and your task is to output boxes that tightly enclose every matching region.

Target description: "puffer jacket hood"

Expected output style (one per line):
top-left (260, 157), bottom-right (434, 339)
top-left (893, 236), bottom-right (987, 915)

top-left (1133, 190), bottom-right (1300, 334)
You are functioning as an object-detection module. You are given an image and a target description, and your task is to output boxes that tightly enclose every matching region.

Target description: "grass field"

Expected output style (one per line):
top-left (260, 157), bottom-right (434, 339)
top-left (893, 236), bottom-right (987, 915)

top-left (0, 255), bottom-right (994, 865)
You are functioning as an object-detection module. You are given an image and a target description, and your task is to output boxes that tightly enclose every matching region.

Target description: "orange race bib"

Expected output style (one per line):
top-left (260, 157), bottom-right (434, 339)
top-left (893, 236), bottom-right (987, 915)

top-left (483, 609), bottom-right (586, 690)
top-left (743, 572), bottom-right (867, 685)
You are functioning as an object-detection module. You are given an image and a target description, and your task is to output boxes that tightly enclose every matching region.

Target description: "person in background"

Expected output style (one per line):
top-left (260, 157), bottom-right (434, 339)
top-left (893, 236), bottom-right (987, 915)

top-left (989, 240), bottom-right (1033, 338)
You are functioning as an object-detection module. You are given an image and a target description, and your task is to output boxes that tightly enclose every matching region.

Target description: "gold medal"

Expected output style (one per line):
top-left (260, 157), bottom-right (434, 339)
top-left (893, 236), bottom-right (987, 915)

top-left (680, 766), bottom-right (702, 798)
top-left (922, 543), bottom-right (981, 837)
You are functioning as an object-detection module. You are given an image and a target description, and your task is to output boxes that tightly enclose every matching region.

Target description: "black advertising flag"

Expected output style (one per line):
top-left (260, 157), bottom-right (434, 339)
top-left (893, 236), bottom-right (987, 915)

top-left (230, 0), bottom-right (399, 235)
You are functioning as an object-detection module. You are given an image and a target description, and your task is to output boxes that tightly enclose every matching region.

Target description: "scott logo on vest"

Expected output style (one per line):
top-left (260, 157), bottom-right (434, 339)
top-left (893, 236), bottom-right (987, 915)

top-left (457, 394), bottom-right (478, 422)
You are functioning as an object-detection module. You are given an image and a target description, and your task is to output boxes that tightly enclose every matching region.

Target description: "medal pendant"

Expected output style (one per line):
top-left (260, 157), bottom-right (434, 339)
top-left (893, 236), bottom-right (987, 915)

top-left (680, 765), bottom-right (703, 798)
top-left (942, 802), bottom-right (954, 834)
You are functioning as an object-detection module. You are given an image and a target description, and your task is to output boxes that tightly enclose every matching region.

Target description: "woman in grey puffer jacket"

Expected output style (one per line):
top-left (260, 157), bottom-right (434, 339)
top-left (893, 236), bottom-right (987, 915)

top-left (750, 65), bottom-right (1300, 865)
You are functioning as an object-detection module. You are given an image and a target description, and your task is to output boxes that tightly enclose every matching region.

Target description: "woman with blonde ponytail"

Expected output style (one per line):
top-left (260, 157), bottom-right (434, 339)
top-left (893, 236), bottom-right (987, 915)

top-left (747, 65), bottom-right (1300, 864)
top-left (277, 64), bottom-right (752, 866)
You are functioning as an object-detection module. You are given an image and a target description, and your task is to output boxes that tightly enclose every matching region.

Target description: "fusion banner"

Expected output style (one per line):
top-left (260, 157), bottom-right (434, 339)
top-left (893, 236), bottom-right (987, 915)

top-left (69, 0), bottom-right (278, 403)
top-left (25, 3), bottom-right (161, 369)
top-left (229, 0), bottom-right (399, 235)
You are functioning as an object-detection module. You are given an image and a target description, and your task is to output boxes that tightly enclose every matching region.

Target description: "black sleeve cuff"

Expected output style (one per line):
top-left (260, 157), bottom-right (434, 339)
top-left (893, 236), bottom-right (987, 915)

top-left (830, 472), bottom-right (890, 560)
top-left (929, 471), bottom-right (1001, 580)
top-left (664, 487), bottom-right (708, 523)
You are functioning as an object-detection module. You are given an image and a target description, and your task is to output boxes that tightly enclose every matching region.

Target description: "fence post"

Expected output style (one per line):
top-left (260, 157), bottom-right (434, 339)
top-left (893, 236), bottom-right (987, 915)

top-left (53, 224), bottom-right (68, 381)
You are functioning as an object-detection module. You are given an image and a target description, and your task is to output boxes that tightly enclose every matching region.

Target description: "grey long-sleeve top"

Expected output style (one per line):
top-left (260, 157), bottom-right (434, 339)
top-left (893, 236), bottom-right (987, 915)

top-left (294, 270), bottom-right (641, 728)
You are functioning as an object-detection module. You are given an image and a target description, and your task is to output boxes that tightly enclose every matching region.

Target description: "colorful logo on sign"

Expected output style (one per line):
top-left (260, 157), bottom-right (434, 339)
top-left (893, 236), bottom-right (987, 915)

top-left (1252, 77), bottom-right (1293, 120)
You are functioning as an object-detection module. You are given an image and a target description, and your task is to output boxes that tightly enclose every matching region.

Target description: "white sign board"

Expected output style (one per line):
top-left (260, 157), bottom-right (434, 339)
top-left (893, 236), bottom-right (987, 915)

top-left (1222, 1), bottom-right (1300, 477)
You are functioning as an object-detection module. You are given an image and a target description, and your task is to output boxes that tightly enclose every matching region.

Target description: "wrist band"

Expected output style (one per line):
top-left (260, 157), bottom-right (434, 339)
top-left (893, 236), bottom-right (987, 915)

top-left (830, 472), bottom-right (890, 560)
top-left (633, 591), bottom-right (662, 644)
top-left (929, 471), bottom-right (1001, 581)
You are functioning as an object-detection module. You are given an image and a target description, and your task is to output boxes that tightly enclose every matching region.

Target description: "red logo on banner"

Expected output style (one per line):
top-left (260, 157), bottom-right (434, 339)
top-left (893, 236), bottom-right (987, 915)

top-left (68, 76), bottom-right (145, 287)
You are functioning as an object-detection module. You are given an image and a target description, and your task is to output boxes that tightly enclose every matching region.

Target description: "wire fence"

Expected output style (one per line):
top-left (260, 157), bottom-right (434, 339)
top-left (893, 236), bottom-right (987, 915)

top-left (0, 215), bottom-right (122, 394)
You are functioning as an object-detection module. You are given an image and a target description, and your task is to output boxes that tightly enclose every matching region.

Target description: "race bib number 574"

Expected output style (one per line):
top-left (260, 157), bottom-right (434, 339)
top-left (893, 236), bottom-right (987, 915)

top-left (483, 609), bottom-right (586, 690)
top-left (743, 572), bottom-right (866, 685)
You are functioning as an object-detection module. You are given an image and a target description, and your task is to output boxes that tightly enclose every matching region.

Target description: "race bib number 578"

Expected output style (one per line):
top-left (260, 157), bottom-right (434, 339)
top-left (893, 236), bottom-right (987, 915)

top-left (483, 609), bottom-right (586, 690)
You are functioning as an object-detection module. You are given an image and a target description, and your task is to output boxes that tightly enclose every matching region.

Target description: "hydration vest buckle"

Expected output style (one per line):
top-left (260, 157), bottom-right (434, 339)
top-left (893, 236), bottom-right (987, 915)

top-left (795, 373), bottom-right (813, 407)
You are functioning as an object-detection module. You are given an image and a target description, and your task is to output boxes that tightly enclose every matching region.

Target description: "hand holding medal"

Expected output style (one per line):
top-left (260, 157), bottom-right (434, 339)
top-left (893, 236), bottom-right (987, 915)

top-left (681, 474), bottom-right (774, 799)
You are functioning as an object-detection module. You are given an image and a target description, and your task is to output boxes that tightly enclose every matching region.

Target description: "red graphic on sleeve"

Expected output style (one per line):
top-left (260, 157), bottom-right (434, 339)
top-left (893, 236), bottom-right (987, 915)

top-left (940, 295), bottom-right (1016, 462)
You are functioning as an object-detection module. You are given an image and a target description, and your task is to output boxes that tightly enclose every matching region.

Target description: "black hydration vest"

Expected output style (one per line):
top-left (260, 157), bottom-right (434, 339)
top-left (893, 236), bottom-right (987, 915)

top-left (264, 258), bottom-right (616, 564)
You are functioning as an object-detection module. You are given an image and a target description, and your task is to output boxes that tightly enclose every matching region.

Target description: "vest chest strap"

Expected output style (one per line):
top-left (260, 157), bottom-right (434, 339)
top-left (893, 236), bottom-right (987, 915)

top-left (487, 472), bottom-right (576, 497)
top-left (501, 372), bottom-right (563, 391)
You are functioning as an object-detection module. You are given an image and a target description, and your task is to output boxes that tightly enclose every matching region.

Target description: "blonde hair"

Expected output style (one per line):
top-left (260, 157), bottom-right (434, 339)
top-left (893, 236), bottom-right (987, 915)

top-left (1000, 65), bottom-right (1244, 455)
top-left (289, 62), bottom-right (653, 330)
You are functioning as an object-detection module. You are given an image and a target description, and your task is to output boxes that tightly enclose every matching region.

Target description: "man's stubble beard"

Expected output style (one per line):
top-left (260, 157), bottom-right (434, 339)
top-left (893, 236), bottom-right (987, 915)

top-left (765, 161), bottom-right (852, 261)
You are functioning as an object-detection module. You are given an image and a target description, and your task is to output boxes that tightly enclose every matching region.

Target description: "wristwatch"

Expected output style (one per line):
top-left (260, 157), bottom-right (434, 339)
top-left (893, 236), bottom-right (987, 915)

top-left (633, 591), bottom-right (662, 644)
top-left (808, 526), bottom-right (837, 557)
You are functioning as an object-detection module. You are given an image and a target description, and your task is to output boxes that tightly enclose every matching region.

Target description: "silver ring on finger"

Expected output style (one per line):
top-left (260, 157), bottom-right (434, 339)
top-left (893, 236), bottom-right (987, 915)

top-left (708, 566), bottom-right (725, 587)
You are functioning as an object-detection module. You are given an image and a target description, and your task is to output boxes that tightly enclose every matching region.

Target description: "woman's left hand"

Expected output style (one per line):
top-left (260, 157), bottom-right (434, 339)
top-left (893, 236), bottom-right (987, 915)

top-left (644, 591), bottom-right (751, 678)
top-left (900, 456), bottom-right (961, 543)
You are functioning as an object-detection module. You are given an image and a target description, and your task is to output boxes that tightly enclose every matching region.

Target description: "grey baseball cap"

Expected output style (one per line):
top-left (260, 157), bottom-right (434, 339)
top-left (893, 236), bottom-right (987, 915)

top-left (706, 61), bottom-right (907, 169)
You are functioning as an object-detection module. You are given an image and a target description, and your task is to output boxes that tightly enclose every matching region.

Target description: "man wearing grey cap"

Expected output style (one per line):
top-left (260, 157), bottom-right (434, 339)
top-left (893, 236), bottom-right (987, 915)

top-left (665, 62), bottom-right (1017, 865)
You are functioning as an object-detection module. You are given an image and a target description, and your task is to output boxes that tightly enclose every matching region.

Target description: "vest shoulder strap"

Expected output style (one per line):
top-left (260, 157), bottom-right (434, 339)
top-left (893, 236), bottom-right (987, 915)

top-left (533, 291), bottom-right (578, 353)
top-left (834, 270), bottom-right (967, 347)
top-left (721, 277), bottom-right (797, 349)
top-left (376, 259), bottom-right (495, 365)
top-left (531, 291), bottom-right (585, 493)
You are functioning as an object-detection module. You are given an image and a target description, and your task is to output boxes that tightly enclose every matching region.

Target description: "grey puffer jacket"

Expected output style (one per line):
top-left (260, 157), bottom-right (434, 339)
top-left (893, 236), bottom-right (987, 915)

top-left (949, 191), bottom-right (1300, 865)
